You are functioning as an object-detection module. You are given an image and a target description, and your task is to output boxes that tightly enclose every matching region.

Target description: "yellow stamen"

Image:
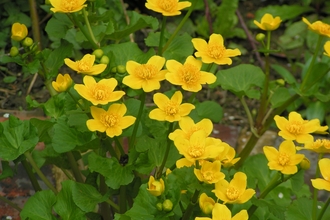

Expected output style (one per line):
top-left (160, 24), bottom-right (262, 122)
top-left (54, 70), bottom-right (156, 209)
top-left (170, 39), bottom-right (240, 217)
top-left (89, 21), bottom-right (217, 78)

top-left (226, 187), bottom-right (239, 201)
top-left (180, 64), bottom-right (200, 84)
top-left (207, 44), bottom-right (226, 59)
top-left (278, 152), bottom-right (290, 166)
top-left (101, 113), bottom-right (118, 127)
top-left (136, 64), bottom-right (157, 80)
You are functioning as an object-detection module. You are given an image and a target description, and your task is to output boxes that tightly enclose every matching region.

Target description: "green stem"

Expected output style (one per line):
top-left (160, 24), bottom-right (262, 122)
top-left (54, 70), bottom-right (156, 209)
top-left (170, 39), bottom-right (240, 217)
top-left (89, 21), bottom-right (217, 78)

top-left (300, 35), bottom-right (324, 92)
top-left (44, 79), bottom-right (58, 97)
top-left (102, 136), bottom-right (119, 160)
top-left (119, 185), bottom-right (127, 213)
top-left (128, 92), bottom-right (146, 148)
top-left (66, 151), bottom-right (84, 183)
top-left (313, 153), bottom-right (323, 220)
top-left (68, 89), bottom-right (85, 110)
top-left (161, 0), bottom-right (197, 54)
top-left (21, 159), bottom-right (42, 192)
top-left (114, 136), bottom-right (125, 156)
top-left (158, 16), bottom-right (167, 55)
top-left (71, 12), bottom-right (99, 49)
top-left (182, 189), bottom-right (200, 220)
top-left (105, 198), bottom-right (120, 211)
top-left (156, 123), bottom-right (174, 179)
top-left (317, 195), bottom-right (330, 220)
top-left (206, 63), bottom-right (214, 72)
top-left (24, 151), bottom-right (57, 194)
top-left (100, 174), bottom-right (112, 220)
top-left (82, 8), bottom-right (99, 47)
top-left (240, 96), bottom-right (258, 137)
top-left (248, 171), bottom-right (297, 217)
top-left (0, 195), bottom-right (22, 212)
top-left (28, 0), bottom-right (42, 50)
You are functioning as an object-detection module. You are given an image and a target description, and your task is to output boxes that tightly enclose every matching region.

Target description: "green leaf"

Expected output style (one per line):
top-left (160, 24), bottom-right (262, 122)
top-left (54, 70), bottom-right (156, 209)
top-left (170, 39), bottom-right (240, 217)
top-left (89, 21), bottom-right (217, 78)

top-left (30, 118), bottom-right (55, 144)
top-left (53, 181), bottom-right (86, 219)
top-left (20, 190), bottom-right (57, 220)
top-left (286, 197), bottom-right (312, 220)
top-left (88, 152), bottom-right (134, 189)
top-left (3, 76), bottom-right (17, 83)
top-left (106, 11), bottom-right (158, 41)
top-left (195, 101), bottom-right (223, 123)
top-left (43, 40), bottom-right (74, 79)
top-left (45, 13), bottom-right (72, 42)
top-left (254, 5), bottom-right (313, 22)
top-left (306, 101), bottom-right (326, 123)
top-left (71, 181), bottom-right (108, 212)
top-left (163, 33), bottom-right (194, 62)
top-left (52, 116), bottom-right (93, 153)
top-left (0, 116), bottom-right (39, 161)
top-left (0, 161), bottom-right (14, 180)
top-left (271, 64), bottom-right (296, 84)
top-left (136, 135), bottom-right (158, 152)
top-left (215, 64), bottom-right (264, 99)
top-left (270, 87), bottom-right (292, 108)
top-left (301, 62), bottom-right (330, 93)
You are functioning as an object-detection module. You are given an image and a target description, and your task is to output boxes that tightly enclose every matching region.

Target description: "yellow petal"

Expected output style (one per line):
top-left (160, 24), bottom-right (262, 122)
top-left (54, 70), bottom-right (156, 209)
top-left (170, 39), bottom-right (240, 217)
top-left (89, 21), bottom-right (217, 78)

top-left (230, 172), bottom-right (247, 192)
top-left (213, 203), bottom-right (232, 219)
top-left (64, 58), bottom-right (79, 72)
top-left (87, 64), bottom-right (107, 75)
top-left (153, 93), bottom-right (169, 110)
top-left (319, 158), bottom-right (330, 180)
top-left (279, 140), bottom-right (296, 155)
top-left (232, 210), bottom-right (249, 220)
top-left (108, 103), bottom-right (127, 116)
top-left (311, 179), bottom-right (330, 191)
top-left (147, 55), bottom-right (166, 71)
top-left (237, 188), bottom-right (255, 203)
top-left (263, 146), bottom-right (279, 162)
top-left (209, 34), bottom-right (224, 46)
top-left (86, 119), bottom-right (106, 132)
top-left (191, 38), bottom-right (208, 52)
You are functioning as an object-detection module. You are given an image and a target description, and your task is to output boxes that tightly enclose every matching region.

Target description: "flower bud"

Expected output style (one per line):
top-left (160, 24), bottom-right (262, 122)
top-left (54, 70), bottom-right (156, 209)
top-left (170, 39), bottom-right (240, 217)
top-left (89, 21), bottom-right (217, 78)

top-left (156, 202), bottom-right (163, 211)
top-left (93, 49), bottom-right (104, 59)
top-left (275, 79), bottom-right (285, 86)
top-left (199, 193), bottom-right (215, 215)
top-left (147, 176), bottom-right (165, 197)
top-left (111, 66), bottom-right (117, 73)
top-left (117, 65), bottom-right (126, 74)
top-left (22, 37), bottom-right (33, 47)
top-left (162, 199), bottom-right (173, 212)
top-left (11, 23), bottom-right (28, 41)
top-left (10, 47), bottom-right (19, 57)
top-left (300, 157), bottom-right (310, 170)
top-left (52, 73), bottom-right (73, 92)
top-left (256, 33), bottom-right (265, 42)
top-left (100, 55), bottom-right (110, 64)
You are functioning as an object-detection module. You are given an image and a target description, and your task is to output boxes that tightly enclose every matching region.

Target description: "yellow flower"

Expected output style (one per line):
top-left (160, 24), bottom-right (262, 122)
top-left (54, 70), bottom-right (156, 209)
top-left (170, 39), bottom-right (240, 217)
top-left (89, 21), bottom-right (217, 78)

top-left (147, 176), bottom-right (165, 196)
top-left (302, 17), bottom-right (330, 38)
top-left (74, 76), bottom-right (125, 105)
top-left (176, 158), bottom-right (194, 168)
top-left (173, 130), bottom-right (224, 162)
top-left (165, 56), bottom-right (216, 92)
top-left (11, 23), bottom-right (28, 41)
top-left (169, 116), bottom-right (213, 141)
top-left (64, 54), bottom-right (107, 75)
top-left (253, 13), bottom-right (282, 31)
top-left (145, 0), bottom-right (191, 16)
top-left (149, 91), bottom-right (195, 122)
top-left (311, 158), bottom-right (330, 191)
top-left (274, 111), bottom-right (328, 143)
top-left (212, 172), bottom-right (255, 204)
top-left (191, 33), bottom-right (241, 65)
top-left (324, 41), bottom-right (330, 57)
top-left (86, 104), bottom-right (136, 138)
top-left (49, 0), bottom-right (87, 13)
top-left (52, 73), bottom-right (73, 92)
top-left (194, 160), bottom-right (225, 184)
top-left (199, 193), bottom-right (215, 215)
top-left (195, 203), bottom-right (248, 220)
top-left (263, 140), bottom-right (304, 175)
top-left (297, 139), bottom-right (330, 154)
top-left (215, 145), bottom-right (240, 168)
top-left (123, 55), bottom-right (167, 92)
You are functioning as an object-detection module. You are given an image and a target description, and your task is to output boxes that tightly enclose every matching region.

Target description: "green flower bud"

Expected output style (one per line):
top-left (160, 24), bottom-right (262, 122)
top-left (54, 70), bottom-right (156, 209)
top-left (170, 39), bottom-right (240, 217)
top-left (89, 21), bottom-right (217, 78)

top-left (162, 199), bottom-right (173, 212)
top-left (100, 55), bottom-right (110, 64)
top-left (10, 46), bottom-right (19, 57)
top-left (256, 33), bottom-right (265, 42)
top-left (92, 49), bottom-right (104, 59)
top-left (275, 79), bottom-right (285, 86)
top-left (156, 202), bottom-right (163, 211)
top-left (111, 66), bottom-right (117, 73)
top-left (300, 157), bottom-right (310, 170)
top-left (22, 37), bottom-right (33, 47)
top-left (117, 65), bottom-right (126, 74)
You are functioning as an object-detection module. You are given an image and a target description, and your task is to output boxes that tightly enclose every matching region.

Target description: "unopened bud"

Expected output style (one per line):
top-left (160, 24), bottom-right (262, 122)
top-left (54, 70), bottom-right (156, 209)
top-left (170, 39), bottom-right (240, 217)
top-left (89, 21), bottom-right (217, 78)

top-left (300, 157), bottom-right (310, 170)
top-left (162, 199), bottom-right (173, 212)
top-left (275, 79), bottom-right (285, 86)
top-left (22, 37), bottom-right (33, 47)
top-left (117, 65), bottom-right (126, 74)
top-left (156, 202), bottom-right (163, 211)
top-left (10, 46), bottom-right (19, 57)
top-left (100, 55), bottom-right (109, 64)
top-left (256, 33), bottom-right (265, 42)
top-left (93, 49), bottom-right (104, 59)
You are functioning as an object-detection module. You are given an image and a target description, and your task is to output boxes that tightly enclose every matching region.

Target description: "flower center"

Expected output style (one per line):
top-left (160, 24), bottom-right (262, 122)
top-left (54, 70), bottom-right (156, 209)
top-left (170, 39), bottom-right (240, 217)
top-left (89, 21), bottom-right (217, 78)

top-left (179, 64), bottom-right (201, 85)
top-left (286, 121), bottom-right (303, 135)
top-left (92, 84), bottom-right (109, 100)
top-left (207, 44), bottom-right (226, 59)
top-left (188, 145), bottom-right (204, 158)
top-left (226, 187), bottom-right (239, 201)
top-left (61, 0), bottom-right (79, 11)
top-left (136, 64), bottom-right (157, 80)
top-left (100, 113), bottom-right (118, 127)
top-left (202, 171), bottom-right (214, 182)
top-left (77, 60), bottom-right (91, 72)
top-left (157, 0), bottom-right (176, 12)
top-left (164, 101), bottom-right (179, 116)
top-left (278, 152), bottom-right (290, 166)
